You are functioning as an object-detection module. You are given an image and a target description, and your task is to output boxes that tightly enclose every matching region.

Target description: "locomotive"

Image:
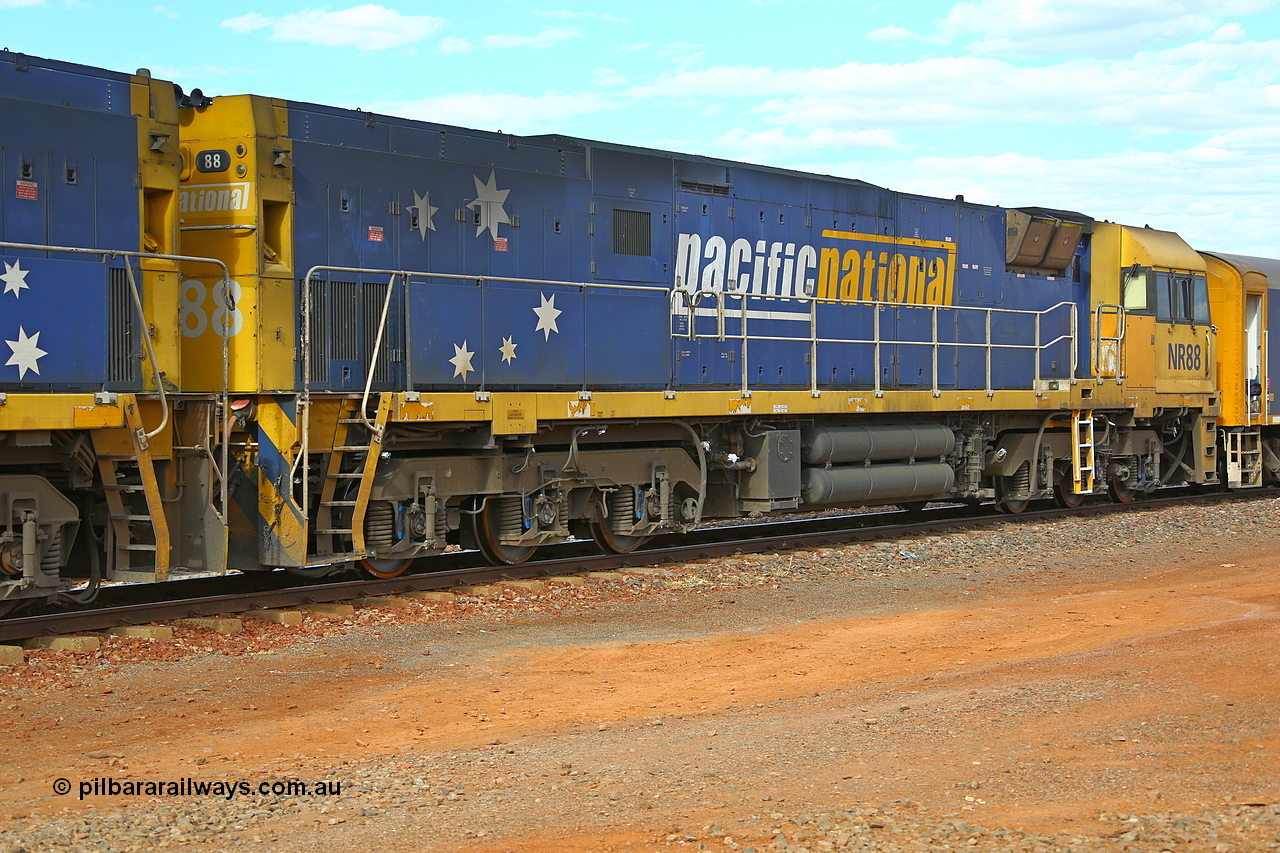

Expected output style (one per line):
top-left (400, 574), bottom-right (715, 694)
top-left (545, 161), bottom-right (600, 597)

top-left (1, 51), bottom-right (1276, 609)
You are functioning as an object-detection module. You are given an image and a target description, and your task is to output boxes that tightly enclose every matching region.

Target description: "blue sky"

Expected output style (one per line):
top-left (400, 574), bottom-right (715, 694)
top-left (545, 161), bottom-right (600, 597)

top-left (4, 0), bottom-right (1279, 255)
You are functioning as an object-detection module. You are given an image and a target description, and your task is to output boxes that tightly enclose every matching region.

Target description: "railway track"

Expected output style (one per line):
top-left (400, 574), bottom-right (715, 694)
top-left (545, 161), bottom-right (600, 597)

top-left (1, 486), bottom-right (1274, 643)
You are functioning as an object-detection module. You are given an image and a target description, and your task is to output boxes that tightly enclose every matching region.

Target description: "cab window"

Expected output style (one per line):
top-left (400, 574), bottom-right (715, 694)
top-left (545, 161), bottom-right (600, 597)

top-left (1155, 272), bottom-right (1211, 325)
top-left (1191, 276), bottom-right (1211, 324)
top-left (1122, 268), bottom-right (1150, 312)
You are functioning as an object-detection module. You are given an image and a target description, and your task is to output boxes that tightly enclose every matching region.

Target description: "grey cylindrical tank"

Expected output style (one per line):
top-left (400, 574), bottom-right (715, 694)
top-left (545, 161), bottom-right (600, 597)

top-left (802, 462), bottom-right (955, 506)
top-left (800, 424), bottom-right (956, 465)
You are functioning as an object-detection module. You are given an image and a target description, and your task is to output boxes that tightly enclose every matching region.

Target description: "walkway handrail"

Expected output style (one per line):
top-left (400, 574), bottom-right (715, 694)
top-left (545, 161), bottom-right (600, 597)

top-left (0, 240), bottom-right (234, 520)
top-left (676, 288), bottom-right (1078, 397)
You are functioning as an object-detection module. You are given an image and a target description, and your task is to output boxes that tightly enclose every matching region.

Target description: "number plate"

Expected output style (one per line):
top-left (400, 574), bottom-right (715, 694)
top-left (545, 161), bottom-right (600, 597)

top-left (196, 149), bottom-right (231, 173)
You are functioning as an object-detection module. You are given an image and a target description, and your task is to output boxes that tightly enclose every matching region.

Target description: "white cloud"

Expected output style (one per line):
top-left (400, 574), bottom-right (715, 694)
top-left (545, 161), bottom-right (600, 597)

top-left (627, 39), bottom-right (1280, 135)
top-left (220, 5), bottom-right (444, 51)
top-left (222, 12), bottom-right (271, 33)
top-left (361, 91), bottom-right (618, 134)
top-left (866, 25), bottom-right (919, 42)
top-left (532, 10), bottom-right (626, 22)
top-left (480, 27), bottom-right (580, 50)
top-left (815, 137), bottom-right (1280, 255)
top-left (437, 36), bottom-right (474, 54)
top-left (153, 5), bottom-right (179, 19)
top-left (0, 0), bottom-right (45, 6)
top-left (712, 126), bottom-right (907, 162)
top-left (591, 67), bottom-right (629, 87)
top-left (1209, 22), bottom-right (1247, 41)
top-left (147, 63), bottom-right (257, 84)
top-left (935, 0), bottom-right (1280, 58)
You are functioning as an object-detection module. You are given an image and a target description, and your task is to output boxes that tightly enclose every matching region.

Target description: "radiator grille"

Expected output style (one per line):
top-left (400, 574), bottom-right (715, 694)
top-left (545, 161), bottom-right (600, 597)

top-left (613, 208), bottom-right (652, 256)
top-left (362, 282), bottom-right (392, 383)
top-left (304, 278), bottom-right (398, 387)
top-left (108, 267), bottom-right (139, 385)
top-left (679, 180), bottom-right (730, 197)
top-left (306, 277), bottom-right (328, 383)
top-left (330, 280), bottom-right (360, 362)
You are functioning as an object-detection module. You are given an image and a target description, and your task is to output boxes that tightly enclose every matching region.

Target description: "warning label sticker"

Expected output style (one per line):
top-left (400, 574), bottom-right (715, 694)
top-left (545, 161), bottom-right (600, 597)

top-left (368, 226), bottom-right (385, 242)
top-left (15, 180), bottom-right (37, 200)
top-left (493, 238), bottom-right (509, 252)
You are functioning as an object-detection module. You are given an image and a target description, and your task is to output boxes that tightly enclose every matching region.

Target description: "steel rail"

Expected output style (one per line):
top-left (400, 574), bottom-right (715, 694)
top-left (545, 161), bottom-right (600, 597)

top-left (1, 486), bottom-right (1274, 642)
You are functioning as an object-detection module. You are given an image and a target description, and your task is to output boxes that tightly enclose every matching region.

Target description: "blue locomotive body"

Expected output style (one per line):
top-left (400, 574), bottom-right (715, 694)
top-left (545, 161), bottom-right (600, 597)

top-left (0, 53), bottom-right (156, 392)
top-left (286, 101), bottom-right (1087, 397)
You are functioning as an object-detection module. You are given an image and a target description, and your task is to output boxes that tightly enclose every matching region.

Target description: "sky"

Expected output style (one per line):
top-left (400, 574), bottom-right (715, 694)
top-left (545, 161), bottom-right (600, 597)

top-left (4, 0), bottom-right (1279, 255)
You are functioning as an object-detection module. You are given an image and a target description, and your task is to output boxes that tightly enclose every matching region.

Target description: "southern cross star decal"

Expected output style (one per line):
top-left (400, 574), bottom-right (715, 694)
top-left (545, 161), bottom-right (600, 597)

top-left (467, 170), bottom-right (511, 240)
top-left (5, 326), bottom-right (47, 379)
top-left (533, 293), bottom-right (562, 340)
top-left (448, 340), bottom-right (475, 379)
top-left (406, 190), bottom-right (438, 240)
top-left (1, 260), bottom-right (30, 298)
top-left (499, 336), bottom-right (518, 364)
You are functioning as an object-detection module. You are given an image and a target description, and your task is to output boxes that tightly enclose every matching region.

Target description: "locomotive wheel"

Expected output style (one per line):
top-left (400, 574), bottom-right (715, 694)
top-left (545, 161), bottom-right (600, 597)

top-left (589, 515), bottom-right (646, 555)
top-left (1053, 472), bottom-right (1086, 509)
top-left (359, 558), bottom-right (412, 579)
top-left (998, 496), bottom-right (1029, 514)
top-left (1108, 477), bottom-right (1137, 503)
top-left (467, 498), bottom-right (537, 566)
top-left (995, 478), bottom-right (1029, 514)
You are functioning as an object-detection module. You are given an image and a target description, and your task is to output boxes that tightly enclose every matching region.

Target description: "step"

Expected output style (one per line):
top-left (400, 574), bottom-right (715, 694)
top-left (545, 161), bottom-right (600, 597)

top-left (327, 473), bottom-right (364, 479)
top-left (333, 445), bottom-right (371, 452)
top-left (338, 418), bottom-right (368, 424)
top-left (314, 529), bottom-right (353, 536)
top-left (110, 514), bottom-right (154, 522)
top-left (321, 500), bottom-right (358, 507)
top-left (122, 544), bottom-right (158, 552)
top-left (102, 485), bottom-right (145, 492)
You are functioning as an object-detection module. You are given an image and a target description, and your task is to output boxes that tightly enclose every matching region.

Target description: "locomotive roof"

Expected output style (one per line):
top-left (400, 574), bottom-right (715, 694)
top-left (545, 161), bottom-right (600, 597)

top-left (1205, 252), bottom-right (1280, 287)
top-left (285, 98), bottom-right (898, 198)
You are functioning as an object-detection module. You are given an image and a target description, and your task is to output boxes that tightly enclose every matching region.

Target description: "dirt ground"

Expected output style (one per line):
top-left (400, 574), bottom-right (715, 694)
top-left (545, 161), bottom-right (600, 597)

top-left (0, 503), bottom-right (1277, 852)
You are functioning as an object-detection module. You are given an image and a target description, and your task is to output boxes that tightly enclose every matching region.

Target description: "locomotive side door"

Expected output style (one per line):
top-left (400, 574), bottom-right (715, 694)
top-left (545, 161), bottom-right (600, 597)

top-left (1151, 270), bottom-right (1214, 396)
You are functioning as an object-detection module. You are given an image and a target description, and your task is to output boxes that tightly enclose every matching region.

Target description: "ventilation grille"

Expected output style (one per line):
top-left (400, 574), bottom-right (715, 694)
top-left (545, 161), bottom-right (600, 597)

top-left (613, 209), bottom-right (652, 256)
top-left (108, 267), bottom-right (139, 386)
top-left (306, 277), bottom-right (328, 383)
top-left (305, 278), bottom-right (398, 387)
top-left (679, 180), bottom-right (730, 197)
top-left (331, 280), bottom-right (360, 362)
top-left (362, 282), bottom-right (393, 383)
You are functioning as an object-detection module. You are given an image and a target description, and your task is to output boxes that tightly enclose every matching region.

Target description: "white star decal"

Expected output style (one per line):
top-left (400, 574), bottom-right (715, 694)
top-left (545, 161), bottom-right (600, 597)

top-left (5, 326), bottom-right (47, 379)
top-left (467, 169), bottom-right (511, 240)
top-left (448, 340), bottom-right (475, 379)
top-left (406, 190), bottom-right (438, 240)
top-left (532, 293), bottom-right (562, 340)
top-left (499, 336), bottom-right (518, 364)
top-left (2, 260), bottom-right (30, 299)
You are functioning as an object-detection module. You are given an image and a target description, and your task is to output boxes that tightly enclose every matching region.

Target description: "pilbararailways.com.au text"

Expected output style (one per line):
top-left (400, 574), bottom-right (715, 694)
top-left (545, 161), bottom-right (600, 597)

top-left (53, 777), bottom-right (343, 801)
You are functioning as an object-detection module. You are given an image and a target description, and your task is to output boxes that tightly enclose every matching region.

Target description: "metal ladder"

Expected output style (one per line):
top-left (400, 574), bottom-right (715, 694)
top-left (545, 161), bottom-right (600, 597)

top-left (1071, 410), bottom-right (1096, 495)
top-left (314, 396), bottom-right (390, 558)
top-left (92, 401), bottom-right (171, 581)
top-left (1225, 428), bottom-right (1263, 489)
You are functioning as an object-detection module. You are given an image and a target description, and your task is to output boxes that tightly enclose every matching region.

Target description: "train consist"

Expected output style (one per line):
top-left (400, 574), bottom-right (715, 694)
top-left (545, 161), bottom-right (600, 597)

top-left (1, 51), bottom-right (1276, 609)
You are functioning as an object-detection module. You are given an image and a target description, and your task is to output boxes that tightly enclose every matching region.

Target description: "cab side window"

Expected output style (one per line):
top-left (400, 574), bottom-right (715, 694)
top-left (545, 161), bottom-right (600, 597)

top-left (1122, 268), bottom-right (1150, 312)
top-left (1155, 273), bottom-right (1211, 325)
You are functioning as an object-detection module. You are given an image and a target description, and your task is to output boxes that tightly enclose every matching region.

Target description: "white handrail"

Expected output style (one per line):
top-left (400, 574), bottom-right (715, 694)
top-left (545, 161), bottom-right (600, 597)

top-left (677, 288), bottom-right (1077, 397)
top-left (0, 240), bottom-right (233, 520)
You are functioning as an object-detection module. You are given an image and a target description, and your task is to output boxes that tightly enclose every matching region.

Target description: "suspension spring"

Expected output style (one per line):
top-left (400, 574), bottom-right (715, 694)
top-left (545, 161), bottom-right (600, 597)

top-left (364, 502), bottom-right (397, 549)
top-left (1013, 460), bottom-right (1031, 497)
top-left (497, 495), bottom-right (526, 536)
top-left (608, 489), bottom-right (636, 535)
